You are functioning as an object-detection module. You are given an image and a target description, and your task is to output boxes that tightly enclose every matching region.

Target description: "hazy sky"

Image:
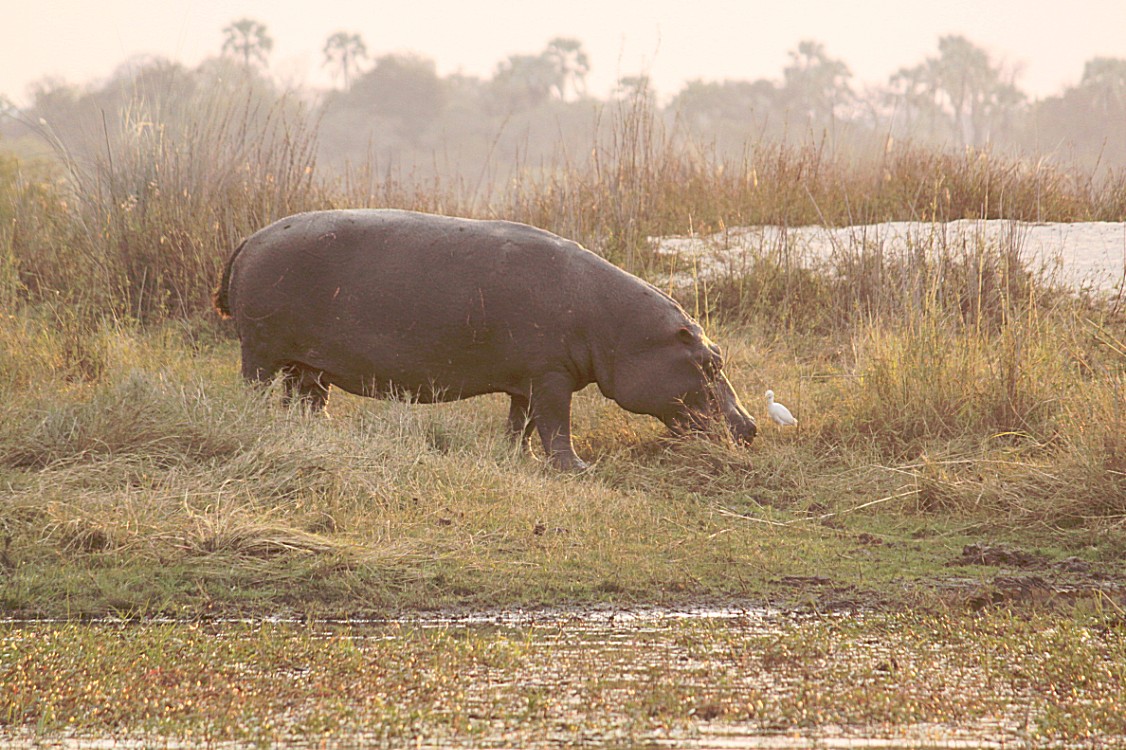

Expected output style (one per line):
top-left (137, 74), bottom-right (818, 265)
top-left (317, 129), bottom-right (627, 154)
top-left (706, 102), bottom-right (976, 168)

top-left (4, 0), bottom-right (1125, 106)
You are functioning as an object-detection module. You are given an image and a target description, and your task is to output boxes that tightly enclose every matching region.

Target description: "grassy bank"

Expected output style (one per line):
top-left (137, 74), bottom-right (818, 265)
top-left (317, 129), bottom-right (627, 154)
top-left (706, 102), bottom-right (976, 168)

top-left (0, 302), bottom-right (1122, 618)
top-left (0, 92), bottom-right (1124, 620)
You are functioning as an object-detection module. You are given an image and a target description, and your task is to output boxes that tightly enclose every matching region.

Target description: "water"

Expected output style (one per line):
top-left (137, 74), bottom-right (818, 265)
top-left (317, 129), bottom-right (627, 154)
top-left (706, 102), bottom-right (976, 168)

top-left (654, 220), bottom-right (1126, 294)
top-left (3, 607), bottom-right (1118, 748)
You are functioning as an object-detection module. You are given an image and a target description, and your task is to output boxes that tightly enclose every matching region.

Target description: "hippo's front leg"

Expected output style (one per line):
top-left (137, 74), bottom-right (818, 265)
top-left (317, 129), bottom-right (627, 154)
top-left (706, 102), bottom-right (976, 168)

top-left (529, 373), bottom-right (588, 471)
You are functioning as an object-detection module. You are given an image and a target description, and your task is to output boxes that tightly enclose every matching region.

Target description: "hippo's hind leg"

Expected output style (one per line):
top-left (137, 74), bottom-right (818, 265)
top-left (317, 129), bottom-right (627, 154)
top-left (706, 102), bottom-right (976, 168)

top-left (240, 344), bottom-right (281, 387)
top-left (506, 394), bottom-right (536, 449)
top-left (238, 345), bottom-right (328, 411)
top-left (528, 373), bottom-right (588, 472)
top-left (281, 363), bottom-right (330, 412)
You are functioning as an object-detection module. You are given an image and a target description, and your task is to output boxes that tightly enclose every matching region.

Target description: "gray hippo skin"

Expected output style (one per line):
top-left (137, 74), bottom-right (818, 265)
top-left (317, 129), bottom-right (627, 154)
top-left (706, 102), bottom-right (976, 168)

top-left (214, 209), bottom-right (756, 470)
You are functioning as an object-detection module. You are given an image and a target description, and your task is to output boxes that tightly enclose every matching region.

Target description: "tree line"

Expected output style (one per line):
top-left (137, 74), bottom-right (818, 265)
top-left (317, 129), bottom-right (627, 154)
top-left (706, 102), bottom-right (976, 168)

top-left (4, 18), bottom-right (1125, 177)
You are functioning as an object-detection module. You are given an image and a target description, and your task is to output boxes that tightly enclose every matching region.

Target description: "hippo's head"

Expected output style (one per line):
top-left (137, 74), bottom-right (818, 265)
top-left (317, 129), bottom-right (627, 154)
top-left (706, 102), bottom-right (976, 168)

top-left (609, 323), bottom-right (757, 445)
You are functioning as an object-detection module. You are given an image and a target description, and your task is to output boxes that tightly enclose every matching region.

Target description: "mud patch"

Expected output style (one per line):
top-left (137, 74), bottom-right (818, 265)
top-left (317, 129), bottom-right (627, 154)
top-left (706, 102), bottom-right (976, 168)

top-left (945, 542), bottom-right (1049, 568)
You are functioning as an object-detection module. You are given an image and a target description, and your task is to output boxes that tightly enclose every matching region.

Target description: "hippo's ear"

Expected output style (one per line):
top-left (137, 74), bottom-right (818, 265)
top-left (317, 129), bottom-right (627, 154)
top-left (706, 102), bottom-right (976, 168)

top-left (676, 327), bottom-right (696, 345)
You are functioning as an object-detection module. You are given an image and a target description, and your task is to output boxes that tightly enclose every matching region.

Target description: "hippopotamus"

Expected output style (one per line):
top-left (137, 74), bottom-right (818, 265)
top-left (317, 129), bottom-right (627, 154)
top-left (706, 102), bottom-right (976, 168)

top-left (213, 209), bottom-right (755, 469)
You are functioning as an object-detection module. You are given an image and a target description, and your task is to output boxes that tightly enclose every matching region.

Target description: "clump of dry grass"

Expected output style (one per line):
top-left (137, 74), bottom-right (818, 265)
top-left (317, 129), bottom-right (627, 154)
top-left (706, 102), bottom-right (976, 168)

top-left (4, 89), bottom-right (329, 322)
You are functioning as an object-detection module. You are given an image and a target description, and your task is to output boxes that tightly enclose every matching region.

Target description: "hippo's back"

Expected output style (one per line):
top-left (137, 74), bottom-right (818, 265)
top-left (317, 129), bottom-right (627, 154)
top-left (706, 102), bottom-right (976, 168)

top-left (219, 209), bottom-right (615, 399)
top-left (229, 209), bottom-right (594, 315)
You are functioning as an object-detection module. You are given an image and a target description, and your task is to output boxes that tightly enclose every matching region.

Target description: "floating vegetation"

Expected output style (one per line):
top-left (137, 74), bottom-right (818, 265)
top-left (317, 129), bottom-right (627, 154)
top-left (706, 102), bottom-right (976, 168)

top-left (2, 609), bottom-right (1124, 747)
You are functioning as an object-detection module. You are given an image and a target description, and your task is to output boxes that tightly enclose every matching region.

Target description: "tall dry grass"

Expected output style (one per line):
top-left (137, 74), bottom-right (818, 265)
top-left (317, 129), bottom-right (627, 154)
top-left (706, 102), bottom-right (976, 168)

top-left (5, 91), bottom-right (327, 322)
top-left (505, 96), bottom-right (1126, 273)
top-left (4, 88), bottom-right (1124, 322)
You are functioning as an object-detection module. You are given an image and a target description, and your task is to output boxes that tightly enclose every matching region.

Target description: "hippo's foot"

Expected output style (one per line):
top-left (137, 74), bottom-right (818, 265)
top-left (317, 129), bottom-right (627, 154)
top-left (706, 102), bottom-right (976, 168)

top-left (525, 374), bottom-right (590, 473)
top-left (548, 452), bottom-right (590, 472)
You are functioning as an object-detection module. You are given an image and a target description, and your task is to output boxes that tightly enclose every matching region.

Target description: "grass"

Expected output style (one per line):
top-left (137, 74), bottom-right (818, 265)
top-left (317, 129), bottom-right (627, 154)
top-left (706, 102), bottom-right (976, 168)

top-left (0, 309), bottom-right (1120, 618)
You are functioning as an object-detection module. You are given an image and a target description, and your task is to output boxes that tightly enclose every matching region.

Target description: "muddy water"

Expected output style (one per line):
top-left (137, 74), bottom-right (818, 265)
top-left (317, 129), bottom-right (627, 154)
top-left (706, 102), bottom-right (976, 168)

top-left (4, 607), bottom-right (1117, 749)
top-left (301, 606), bottom-right (1078, 748)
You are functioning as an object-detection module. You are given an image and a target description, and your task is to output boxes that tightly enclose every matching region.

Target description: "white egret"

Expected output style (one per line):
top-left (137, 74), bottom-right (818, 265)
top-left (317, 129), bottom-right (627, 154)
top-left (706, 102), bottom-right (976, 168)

top-left (765, 390), bottom-right (797, 426)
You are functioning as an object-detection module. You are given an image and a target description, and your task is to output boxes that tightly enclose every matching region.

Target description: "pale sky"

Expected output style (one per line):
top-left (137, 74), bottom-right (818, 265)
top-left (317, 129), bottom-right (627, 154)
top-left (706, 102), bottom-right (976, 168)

top-left (3, 0), bottom-right (1125, 106)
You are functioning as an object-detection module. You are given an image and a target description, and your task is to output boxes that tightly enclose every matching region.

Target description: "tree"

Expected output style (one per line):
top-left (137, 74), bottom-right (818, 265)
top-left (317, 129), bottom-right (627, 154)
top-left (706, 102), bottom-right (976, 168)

top-left (1026, 56), bottom-right (1126, 168)
top-left (195, 56), bottom-right (278, 106)
top-left (670, 79), bottom-right (778, 131)
top-left (1078, 57), bottom-right (1126, 114)
top-left (612, 75), bottom-right (652, 103)
top-left (782, 40), bottom-right (853, 126)
top-left (323, 32), bottom-right (368, 90)
top-left (490, 53), bottom-right (560, 110)
top-left (668, 78), bottom-right (782, 152)
top-left (886, 36), bottom-right (1026, 147)
top-left (887, 60), bottom-right (943, 139)
top-left (344, 54), bottom-right (447, 138)
top-left (488, 38), bottom-right (593, 111)
top-left (933, 35), bottom-right (990, 145)
top-left (543, 37), bottom-right (590, 101)
top-left (221, 18), bottom-right (273, 71)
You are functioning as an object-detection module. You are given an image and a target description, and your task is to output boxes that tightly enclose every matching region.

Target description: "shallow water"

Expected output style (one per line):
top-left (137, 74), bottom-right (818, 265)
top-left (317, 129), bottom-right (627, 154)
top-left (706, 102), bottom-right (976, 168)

top-left (3, 607), bottom-right (1120, 749)
top-left (655, 220), bottom-right (1126, 293)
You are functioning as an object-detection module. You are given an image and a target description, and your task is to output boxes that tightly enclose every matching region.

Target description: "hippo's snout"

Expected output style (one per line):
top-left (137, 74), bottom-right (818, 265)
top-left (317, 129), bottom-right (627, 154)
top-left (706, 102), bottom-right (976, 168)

top-left (713, 372), bottom-right (756, 445)
top-left (669, 374), bottom-right (757, 445)
top-left (727, 405), bottom-right (757, 445)
top-left (669, 401), bottom-right (756, 445)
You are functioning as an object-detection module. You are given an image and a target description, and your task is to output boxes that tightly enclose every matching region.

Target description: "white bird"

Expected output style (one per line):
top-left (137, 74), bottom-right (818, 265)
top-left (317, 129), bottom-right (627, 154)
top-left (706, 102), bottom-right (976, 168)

top-left (765, 390), bottom-right (797, 426)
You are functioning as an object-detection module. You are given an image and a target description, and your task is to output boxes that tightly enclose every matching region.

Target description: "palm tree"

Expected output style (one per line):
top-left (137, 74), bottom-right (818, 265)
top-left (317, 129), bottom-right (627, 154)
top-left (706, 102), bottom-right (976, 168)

top-left (543, 37), bottom-right (590, 100)
top-left (891, 36), bottom-right (1024, 147)
top-left (323, 32), bottom-right (368, 90)
top-left (933, 36), bottom-right (985, 144)
top-left (221, 18), bottom-right (273, 71)
top-left (889, 62), bottom-right (939, 138)
top-left (782, 40), bottom-right (853, 125)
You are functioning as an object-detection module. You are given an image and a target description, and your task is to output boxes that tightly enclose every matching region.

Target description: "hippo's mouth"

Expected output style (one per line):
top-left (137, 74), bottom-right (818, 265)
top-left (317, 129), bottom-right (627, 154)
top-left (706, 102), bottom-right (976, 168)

top-left (728, 412), bottom-right (757, 444)
top-left (667, 402), bottom-right (756, 445)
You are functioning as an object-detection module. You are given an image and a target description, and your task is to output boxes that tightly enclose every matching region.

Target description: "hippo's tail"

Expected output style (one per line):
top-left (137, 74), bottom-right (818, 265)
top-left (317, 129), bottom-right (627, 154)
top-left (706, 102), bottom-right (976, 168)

top-left (212, 239), bottom-right (246, 319)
